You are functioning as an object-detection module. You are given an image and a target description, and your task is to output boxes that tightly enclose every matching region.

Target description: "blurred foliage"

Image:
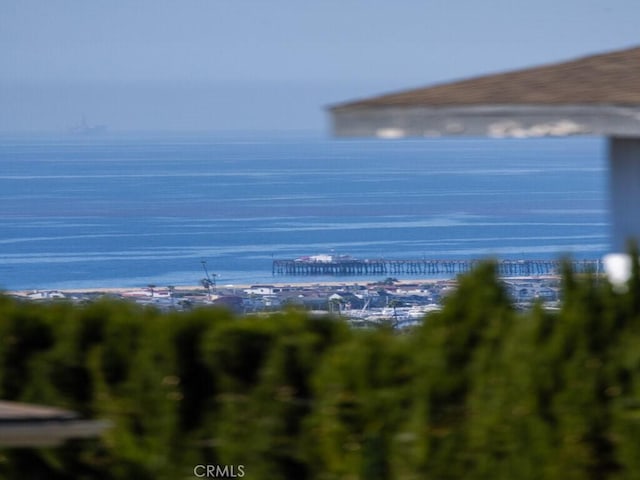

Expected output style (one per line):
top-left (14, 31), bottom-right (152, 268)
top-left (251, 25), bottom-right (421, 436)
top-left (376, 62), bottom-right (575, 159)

top-left (1, 259), bottom-right (640, 479)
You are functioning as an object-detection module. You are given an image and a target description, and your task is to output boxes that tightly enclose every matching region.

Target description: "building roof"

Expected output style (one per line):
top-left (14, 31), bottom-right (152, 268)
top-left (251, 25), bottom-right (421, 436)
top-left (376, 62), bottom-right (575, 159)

top-left (0, 401), bottom-right (77, 422)
top-left (331, 46), bottom-right (640, 110)
top-left (0, 401), bottom-right (110, 447)
top-left (329, 46), bottom-right (640, 138)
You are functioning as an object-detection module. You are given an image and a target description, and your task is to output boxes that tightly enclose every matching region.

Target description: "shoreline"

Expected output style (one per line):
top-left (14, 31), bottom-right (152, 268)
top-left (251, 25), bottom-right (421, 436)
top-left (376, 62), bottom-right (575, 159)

top-left (6, 279), bottom-right (441, 297)
top-left (5, 275), bottom-right (560, 298)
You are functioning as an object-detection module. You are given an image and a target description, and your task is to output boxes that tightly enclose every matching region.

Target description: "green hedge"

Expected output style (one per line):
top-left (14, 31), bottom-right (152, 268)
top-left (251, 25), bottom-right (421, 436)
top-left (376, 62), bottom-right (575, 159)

top-left (1, 259), bottom-right (640, 479)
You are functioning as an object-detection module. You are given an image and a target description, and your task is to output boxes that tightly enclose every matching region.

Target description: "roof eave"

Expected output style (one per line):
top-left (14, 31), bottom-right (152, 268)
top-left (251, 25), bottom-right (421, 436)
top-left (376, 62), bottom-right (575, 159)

top-left (331, 104), bottom-right (640, 138)
top-left (0, 420), bottom-right (111, 447)
top-left (0, 401), bottom-right (111, 448)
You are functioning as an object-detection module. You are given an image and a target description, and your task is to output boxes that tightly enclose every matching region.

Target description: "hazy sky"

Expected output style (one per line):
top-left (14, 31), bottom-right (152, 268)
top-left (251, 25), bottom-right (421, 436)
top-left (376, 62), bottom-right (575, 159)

top-left (1, 0), bottom-right (639, 133)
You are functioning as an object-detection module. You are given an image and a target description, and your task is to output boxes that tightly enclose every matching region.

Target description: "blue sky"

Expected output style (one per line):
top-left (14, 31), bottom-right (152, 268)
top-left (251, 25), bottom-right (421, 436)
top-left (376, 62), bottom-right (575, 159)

top-left (1, 0), bottom-right (639, 133)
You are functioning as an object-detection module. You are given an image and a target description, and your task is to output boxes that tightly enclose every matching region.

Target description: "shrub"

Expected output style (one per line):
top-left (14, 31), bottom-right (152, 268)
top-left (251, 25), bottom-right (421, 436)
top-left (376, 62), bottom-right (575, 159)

top-left (0, 259), bottom-right (639, 479)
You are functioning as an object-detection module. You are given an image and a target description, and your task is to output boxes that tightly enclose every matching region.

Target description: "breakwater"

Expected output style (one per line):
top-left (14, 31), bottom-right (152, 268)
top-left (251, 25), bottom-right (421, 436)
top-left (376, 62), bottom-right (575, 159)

top-left (272, 259), bottom-right (603, 277)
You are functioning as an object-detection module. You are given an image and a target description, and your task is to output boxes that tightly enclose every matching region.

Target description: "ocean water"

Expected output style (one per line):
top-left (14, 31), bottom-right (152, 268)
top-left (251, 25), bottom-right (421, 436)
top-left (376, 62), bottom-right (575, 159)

top-left (0, 132), bottom-right (608, 290)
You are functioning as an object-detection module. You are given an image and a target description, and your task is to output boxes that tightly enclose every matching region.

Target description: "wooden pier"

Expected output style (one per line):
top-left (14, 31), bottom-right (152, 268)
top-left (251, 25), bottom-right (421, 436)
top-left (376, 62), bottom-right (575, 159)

top-left (272, 258), bottom-right (603, 277)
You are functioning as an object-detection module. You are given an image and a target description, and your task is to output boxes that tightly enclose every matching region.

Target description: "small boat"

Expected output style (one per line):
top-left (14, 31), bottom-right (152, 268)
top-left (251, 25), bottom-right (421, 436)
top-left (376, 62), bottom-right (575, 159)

top-left (68, 116), bottom-right (107, 135)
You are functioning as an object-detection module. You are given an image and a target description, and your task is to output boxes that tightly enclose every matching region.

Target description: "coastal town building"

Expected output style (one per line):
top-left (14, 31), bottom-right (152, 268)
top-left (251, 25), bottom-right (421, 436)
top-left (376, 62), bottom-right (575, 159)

top-left (9, 275), bottom-right (562, 326)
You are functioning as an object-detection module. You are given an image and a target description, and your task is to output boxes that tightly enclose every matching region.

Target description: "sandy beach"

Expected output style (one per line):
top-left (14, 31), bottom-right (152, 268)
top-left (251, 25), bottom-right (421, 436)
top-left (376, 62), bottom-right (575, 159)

top-left (6, 278), bottom-right (462, 298)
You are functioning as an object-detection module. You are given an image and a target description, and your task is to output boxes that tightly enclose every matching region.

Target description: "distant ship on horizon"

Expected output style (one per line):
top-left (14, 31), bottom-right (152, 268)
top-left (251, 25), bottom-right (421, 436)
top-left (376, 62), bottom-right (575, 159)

top-left (68, 116), bottom-right (107, 135)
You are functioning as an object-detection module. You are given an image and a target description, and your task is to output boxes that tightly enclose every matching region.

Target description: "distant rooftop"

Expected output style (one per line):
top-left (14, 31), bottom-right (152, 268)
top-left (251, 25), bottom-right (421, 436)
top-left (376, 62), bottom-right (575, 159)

top-left (332, 46), bottom-right (640, 110)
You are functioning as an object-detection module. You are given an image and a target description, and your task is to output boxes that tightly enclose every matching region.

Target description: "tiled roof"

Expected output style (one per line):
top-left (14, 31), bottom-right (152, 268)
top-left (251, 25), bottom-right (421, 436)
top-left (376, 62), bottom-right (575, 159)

top-left (331, 46), bottom-right (640, 109)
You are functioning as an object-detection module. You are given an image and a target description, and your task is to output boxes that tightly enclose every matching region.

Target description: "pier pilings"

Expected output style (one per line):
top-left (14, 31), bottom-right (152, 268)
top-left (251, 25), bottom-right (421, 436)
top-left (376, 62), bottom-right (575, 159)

top-left (272, 259), bottom-right (602, 277)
